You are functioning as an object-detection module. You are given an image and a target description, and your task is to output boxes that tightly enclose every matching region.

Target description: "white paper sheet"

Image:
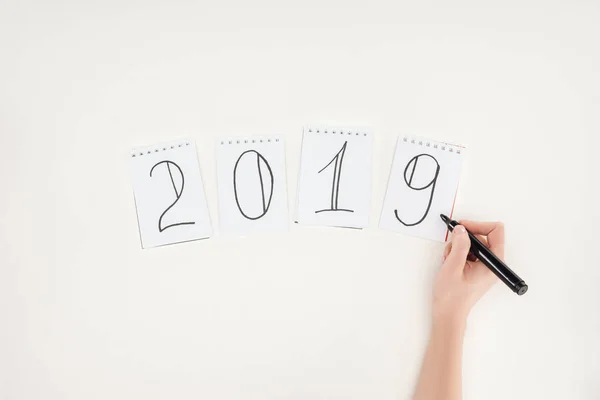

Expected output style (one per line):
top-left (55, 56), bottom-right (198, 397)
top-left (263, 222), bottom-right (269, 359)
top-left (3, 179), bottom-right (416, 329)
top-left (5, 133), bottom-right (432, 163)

top-left (129, 139), bottom-right (212, 248)
top-left (295, 126), bottom-right (373, 229)
top-left (216, 136), bottom-right (288, 235)
top-left (379, 136), bottom-right (466, 242)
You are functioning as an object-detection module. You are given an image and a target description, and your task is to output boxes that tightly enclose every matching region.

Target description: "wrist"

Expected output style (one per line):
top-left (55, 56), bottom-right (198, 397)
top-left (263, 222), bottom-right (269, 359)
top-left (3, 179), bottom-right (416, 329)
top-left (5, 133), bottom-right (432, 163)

top-left (431, 311), bottom-right (468, 335)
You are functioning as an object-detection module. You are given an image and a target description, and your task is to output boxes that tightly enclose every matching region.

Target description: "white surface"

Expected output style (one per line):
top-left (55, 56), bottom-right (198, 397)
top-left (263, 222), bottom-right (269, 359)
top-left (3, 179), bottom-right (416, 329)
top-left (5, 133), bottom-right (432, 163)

top-left (296, 127), bottom-right (373, 228)
top-left (216, 137), bottom-right (288, 235)
top-left (0, 1), bottom-right (598, 399)
top-left (129, 139), bottom-right (212, 248)
top-left (380, 137), bottom-right (465, 242)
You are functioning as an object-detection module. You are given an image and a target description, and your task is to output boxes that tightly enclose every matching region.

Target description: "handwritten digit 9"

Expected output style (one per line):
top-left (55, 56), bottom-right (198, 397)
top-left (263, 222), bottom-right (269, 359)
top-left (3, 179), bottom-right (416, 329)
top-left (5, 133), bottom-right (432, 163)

top-left (394, 154), bottom-right (440, 226)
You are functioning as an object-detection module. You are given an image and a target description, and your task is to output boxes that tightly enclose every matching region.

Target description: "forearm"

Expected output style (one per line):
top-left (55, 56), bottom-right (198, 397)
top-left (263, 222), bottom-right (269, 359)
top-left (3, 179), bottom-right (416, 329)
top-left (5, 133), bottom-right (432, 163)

top-left (412, 318), bottom-right (466, 400)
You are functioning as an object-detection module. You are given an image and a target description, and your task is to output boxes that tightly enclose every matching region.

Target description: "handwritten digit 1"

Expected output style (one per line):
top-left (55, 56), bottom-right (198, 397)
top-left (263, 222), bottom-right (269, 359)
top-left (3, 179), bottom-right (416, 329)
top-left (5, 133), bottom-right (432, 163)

top-left (394, 154), bottom-right (440, 226)
top-left (233, 150), bottom-right (274, 220)
top-left (150, 160), bottom-right (196, 232)
top-left (315, 141), bottom-right (354, 214)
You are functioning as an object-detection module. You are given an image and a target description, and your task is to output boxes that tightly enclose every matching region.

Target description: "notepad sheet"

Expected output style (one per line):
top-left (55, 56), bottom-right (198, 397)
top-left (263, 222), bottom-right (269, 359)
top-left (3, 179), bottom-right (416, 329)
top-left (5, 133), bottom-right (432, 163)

top-left (216, 136), bottom-right (289, 235)
top-left (129, 139), bottom-right (212, 248)
top-left (379, 137), bottom-right (465, 242)
top-left (295, 126), bottom-right (373, 229)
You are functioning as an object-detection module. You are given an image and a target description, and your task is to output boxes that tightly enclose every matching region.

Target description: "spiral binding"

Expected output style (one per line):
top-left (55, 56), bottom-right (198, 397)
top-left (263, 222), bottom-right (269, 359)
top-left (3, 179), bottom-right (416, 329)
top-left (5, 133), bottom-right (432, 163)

top-left (131, 141), bottom-right (191, 158)
top-left (402, 136), bottom-right (462, 155)
top-left (307, 127), bottom-right (368, 137)
top-left (219, 138), bottom-right (280, 145)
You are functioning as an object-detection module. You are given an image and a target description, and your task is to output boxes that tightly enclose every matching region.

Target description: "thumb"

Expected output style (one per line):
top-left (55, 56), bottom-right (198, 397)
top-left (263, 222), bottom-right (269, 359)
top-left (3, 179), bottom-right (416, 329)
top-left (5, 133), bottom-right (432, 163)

top-left (445, 225), bottom-right (471, 271)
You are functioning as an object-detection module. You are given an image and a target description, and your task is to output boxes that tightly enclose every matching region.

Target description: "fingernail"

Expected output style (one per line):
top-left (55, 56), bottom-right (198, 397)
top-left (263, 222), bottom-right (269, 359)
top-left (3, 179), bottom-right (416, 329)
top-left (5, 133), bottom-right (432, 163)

top-left (454, 225), bottom-right (466, 234)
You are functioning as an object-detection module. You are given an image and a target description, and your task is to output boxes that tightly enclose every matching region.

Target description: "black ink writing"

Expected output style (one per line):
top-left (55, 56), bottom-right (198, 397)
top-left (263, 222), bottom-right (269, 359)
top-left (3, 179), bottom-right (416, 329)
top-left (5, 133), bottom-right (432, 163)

top-left (394, 154), bottom-right (440, 226)
top-left (233, 150), bottom-right (274, 220)
top-left (150, 160), bottom-right (195, 232)
top-left (315, 141), bottom-right (354, 214)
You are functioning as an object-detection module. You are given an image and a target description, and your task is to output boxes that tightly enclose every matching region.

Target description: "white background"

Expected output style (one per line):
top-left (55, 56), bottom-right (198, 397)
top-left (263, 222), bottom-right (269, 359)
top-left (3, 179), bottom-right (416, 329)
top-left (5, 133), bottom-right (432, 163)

top-left (0, 1), bottom-right (598, 399)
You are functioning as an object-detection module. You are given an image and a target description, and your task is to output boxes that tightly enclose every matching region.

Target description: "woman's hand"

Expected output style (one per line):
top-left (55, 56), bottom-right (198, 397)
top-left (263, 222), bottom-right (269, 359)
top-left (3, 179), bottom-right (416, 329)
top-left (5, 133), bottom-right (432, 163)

top-left (433, 220), bottom-right (504, 326)
top-left (413, 219), bottom-right (505, 400)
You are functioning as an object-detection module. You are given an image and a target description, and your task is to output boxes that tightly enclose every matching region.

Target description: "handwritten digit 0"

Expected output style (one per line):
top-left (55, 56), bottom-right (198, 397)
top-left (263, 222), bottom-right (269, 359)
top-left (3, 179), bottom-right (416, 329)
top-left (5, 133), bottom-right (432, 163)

top-left (233, 150), bottom-right (274, 220)
top-left (394, 154), bottom-right (440, 226)
top-left (150, 160), bottom-right (195, 232)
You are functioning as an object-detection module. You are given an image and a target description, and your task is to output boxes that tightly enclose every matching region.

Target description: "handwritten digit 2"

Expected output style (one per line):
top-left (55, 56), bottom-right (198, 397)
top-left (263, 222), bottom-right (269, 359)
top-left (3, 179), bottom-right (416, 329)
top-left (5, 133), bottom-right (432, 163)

top-left (394, 154), bottom-right (440, 226)
top-left (233, 150), bottom-right (274, 220)
top-left (315, 141), bottom-right (354, 214)
top-left (150, 160), bottom-right (196, 232)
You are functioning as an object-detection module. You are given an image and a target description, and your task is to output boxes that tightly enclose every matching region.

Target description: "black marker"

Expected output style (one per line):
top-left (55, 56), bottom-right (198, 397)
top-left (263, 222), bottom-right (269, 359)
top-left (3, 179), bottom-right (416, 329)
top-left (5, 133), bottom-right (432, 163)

top-left (440, 214), bottom-right (528, 296)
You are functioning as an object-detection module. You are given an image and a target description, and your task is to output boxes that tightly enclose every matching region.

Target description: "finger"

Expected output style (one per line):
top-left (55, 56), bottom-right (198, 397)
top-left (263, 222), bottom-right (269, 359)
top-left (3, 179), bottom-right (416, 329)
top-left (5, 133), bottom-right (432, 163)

top-left (444, 225), bottom-right (471, 273)
top-left (459, 220), bottom-right (505, 258)
top-left (458, 220), bottom-right (500, 235)
top-left (476, 234), bottom-right (489, 248)
top-left (442, 242), bottom-right (452, 262)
